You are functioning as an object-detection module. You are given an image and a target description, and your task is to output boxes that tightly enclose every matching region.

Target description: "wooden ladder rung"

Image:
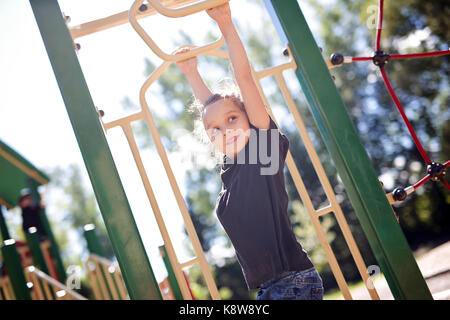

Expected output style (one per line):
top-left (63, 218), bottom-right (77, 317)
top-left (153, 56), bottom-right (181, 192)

top-left (179, 257), bottom-right (199, 269)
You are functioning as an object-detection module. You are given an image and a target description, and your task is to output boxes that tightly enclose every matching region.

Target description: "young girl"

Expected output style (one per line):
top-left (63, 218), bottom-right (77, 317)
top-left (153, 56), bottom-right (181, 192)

top-left (176, 3), bottom-right (323, 300)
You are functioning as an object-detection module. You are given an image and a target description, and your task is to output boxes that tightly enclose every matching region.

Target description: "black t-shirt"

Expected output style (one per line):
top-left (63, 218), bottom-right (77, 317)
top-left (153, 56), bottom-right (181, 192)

top-left (215, 118), bottom-right (313, 289)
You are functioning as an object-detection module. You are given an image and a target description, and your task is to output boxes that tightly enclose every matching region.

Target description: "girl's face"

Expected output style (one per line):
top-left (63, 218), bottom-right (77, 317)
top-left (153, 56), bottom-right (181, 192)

top-left (202, 98), bottom-right (250, 158)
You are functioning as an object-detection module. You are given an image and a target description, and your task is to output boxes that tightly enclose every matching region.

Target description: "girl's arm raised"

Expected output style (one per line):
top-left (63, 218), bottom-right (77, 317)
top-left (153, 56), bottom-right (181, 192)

top-left (175, 48), bottom-right (212, 104)
top-left (207, 4), bottom-right (270, 129)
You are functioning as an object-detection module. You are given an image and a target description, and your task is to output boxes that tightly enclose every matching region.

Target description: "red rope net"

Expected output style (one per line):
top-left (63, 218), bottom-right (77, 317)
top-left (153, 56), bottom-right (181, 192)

top-left (330, 0), bottom-right (450, 200)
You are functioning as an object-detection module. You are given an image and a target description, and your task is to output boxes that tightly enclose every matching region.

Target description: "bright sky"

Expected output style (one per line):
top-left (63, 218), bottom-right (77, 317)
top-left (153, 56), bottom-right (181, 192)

top-left (0, 0), bottom-right (318, 285)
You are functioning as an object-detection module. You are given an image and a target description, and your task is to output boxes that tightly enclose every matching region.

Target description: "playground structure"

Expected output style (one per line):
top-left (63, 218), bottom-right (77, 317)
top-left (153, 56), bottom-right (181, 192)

top-left (2, 0), bottom-right (447, 300)
top-left (0, 139), bottom-right (65, 279)
top-left (0, 139), bottom-right (191, 300)
top-left (0, 139), bottom-right (80, 299)
top-left (83, 224), bottom-right (195, 300)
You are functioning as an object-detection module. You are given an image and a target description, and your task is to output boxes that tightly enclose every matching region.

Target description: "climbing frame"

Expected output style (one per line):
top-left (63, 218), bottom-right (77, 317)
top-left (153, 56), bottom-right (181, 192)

top-left (99, 0), bottom-right (381, 300)
top-left (29, 0), bottom-right (436, 300)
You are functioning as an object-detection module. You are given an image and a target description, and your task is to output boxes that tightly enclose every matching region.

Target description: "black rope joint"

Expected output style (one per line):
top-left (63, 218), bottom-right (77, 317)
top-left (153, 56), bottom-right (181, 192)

top-left (139, 4), bottom-right (148, 12)
top-left (372, 51), bottom-right (390, 67)
top-left (330, 53), bottom-right (344, 66)
top-left (392, 187), bottom-right (407, 201)
top-left (427, 162), bottom-right (446, 181)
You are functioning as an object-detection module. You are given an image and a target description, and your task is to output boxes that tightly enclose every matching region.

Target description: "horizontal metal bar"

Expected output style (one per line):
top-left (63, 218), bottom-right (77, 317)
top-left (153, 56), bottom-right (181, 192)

top-left (255, 61), bottom-right (296, 79)
top-left (102, 111), bottom-right (144, 131)
top-left (69, 0), bottom-right (200, 39)
top-left (129, 0), bottom-right (225, 62)
top-left (315, 204), bottom-right (333, 217)
top-left (89, 253), bottom-right (120, 270)
top-left (147, 0), bottom-right (229, 18)
top-left (179, 257), bottom-right (199, 269)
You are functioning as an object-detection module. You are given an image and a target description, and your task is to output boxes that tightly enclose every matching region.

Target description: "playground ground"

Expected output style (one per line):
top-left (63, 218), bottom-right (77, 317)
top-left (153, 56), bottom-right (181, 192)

top-left (325, 240), bottom-right (450, 300)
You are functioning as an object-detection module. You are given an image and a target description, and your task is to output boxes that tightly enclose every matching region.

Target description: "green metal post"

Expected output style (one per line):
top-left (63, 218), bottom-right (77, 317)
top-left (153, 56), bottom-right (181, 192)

top-left (83, 224), bottom-right (105, 257)
top-left (25, 227), bottom-right (49, 275)
top-left (25, 228), bottom-right (56, 299)
top-left (29, 0), bottom-right (161, 300)
top-left (27, 178), bottom-right (66, 282)
top-left (159, 245), bottom-right (183, 300)
top-left (0, 206), bottom-right (11, 241)
top-left (1, 239), bottom-right (31, 300)
top-left (264, 0), bottom-right (432, 299)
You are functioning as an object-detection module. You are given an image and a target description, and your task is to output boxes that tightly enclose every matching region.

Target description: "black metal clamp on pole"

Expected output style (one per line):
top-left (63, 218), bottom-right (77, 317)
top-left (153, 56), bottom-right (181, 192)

top-left (330, 52), bottom-right (344, 66)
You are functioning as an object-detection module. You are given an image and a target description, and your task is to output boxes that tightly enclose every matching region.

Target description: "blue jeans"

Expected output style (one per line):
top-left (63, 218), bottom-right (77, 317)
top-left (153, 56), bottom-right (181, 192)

top-left (256, 268), bottom-right (324, 300)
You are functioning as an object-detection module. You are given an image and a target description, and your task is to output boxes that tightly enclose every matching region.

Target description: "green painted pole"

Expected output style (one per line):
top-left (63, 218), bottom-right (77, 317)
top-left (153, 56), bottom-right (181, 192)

top-left (264, 0), bottom-right (432, 300)
top-left (25, 228), bottom-right (56, 299)
top-left (1, 239), bottom-right (31, 300)
top-left (25, 227), bottom-right (49, 275)
top-left (83, 224), bottom-right (105, 257)
top-left (27, 178), bottom-right (66, 283)
top-left (159, 245), bottom-right (183, 300)
top-left (0, 206), bottom-right (11, 241)
top-left (29, 0), bottom-right (161, 300)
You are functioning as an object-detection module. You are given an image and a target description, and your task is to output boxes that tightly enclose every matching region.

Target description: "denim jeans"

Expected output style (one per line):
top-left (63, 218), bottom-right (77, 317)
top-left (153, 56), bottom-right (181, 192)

top-left (256, 268), bottom-right (324, 300)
